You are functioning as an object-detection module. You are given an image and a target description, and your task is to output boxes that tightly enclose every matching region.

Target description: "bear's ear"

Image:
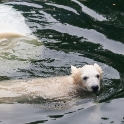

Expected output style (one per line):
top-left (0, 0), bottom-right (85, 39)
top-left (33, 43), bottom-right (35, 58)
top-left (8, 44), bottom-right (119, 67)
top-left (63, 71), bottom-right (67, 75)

top-left (71, 65), bottom-right (78, 74)
top-left (94, 63), bottom-right (103, 77)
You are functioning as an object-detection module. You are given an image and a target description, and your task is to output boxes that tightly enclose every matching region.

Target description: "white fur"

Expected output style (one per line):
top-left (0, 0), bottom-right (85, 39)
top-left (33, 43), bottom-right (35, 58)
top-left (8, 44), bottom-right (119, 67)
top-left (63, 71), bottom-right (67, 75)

top-left (80, 64), bottom-right (102, 92)
top-left (0, 64), bottom-right (103, 99)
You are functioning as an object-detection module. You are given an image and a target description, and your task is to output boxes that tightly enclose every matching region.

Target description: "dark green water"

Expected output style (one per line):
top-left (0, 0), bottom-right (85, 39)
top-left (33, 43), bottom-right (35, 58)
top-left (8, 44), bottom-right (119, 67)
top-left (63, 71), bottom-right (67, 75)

top-left (0, 0), bottom-right (124, 124)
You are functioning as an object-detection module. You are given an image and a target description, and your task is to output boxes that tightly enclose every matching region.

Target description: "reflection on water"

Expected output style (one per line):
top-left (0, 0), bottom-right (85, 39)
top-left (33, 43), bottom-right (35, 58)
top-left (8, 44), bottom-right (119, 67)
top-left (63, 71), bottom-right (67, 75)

top-left (0, 33), bottom-right (43, 78)
top-left (0, 98), bottom-right (124, 124)
top-left (0, 0), bottom-right (124, 123)
top-left (0, 4), bottom-right (43, 78)
top-left (72, 0), bottom-right (106, 21)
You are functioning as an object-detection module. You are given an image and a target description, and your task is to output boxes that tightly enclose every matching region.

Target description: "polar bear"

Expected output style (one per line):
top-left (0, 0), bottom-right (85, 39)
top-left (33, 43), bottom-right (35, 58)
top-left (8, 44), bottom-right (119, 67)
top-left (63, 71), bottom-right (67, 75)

top-left (0, 63), bottom-right (103, 100)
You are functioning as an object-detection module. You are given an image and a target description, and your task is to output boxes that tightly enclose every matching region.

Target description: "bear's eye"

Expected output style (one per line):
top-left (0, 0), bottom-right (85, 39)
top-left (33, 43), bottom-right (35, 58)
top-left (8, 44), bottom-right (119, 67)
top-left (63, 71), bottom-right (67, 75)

top-left (83, 76), bottom-right (88, 80)
top-left (96, 74), bottom-right (100, 78)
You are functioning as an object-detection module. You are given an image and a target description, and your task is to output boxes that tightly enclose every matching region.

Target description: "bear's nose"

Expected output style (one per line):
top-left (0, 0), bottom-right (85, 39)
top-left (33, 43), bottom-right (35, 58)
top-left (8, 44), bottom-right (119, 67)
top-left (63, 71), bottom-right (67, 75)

top-left (91, 85), bottom-right (99, 92)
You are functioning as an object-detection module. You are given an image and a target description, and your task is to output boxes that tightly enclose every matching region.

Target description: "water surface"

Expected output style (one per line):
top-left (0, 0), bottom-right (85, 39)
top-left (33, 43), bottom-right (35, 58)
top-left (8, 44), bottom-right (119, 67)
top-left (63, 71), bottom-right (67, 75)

top-left (0, 0), bottom-right (124, 124)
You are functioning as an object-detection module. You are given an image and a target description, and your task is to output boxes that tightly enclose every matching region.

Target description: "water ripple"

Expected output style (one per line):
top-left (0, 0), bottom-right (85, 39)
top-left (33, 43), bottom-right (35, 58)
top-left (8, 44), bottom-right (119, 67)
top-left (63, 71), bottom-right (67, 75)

top-left (72, 0), bottom-right (106, 21)
top-left (45, 3), bottom-right (79, 15)
top-left (38, 10), bottom-right (124, 54)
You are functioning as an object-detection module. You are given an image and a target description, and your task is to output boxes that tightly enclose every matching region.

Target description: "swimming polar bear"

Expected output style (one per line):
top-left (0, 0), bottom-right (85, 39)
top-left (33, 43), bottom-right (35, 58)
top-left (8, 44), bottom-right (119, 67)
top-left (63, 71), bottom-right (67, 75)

top-left (0, 63), bottom-right (103, 100)
top-left (0, 4), bottom-right (43, 76)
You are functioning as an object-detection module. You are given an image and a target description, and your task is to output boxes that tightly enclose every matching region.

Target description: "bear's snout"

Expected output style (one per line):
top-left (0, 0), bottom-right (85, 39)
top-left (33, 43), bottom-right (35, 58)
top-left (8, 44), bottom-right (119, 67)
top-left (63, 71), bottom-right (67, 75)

top-left (91, 85), bottom-right (99, 93)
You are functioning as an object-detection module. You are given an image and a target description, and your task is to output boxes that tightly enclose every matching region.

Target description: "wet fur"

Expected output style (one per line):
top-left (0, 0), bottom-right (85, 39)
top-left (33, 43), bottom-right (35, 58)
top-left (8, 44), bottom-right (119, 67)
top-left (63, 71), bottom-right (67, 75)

top-left (0, 64), bottom-right (102, 99)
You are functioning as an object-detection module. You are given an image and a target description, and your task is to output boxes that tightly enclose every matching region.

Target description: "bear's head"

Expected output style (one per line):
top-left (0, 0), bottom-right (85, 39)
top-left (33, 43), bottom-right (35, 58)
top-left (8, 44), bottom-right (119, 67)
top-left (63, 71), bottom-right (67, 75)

top-left (71, 63), bottom-right (103, 93)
